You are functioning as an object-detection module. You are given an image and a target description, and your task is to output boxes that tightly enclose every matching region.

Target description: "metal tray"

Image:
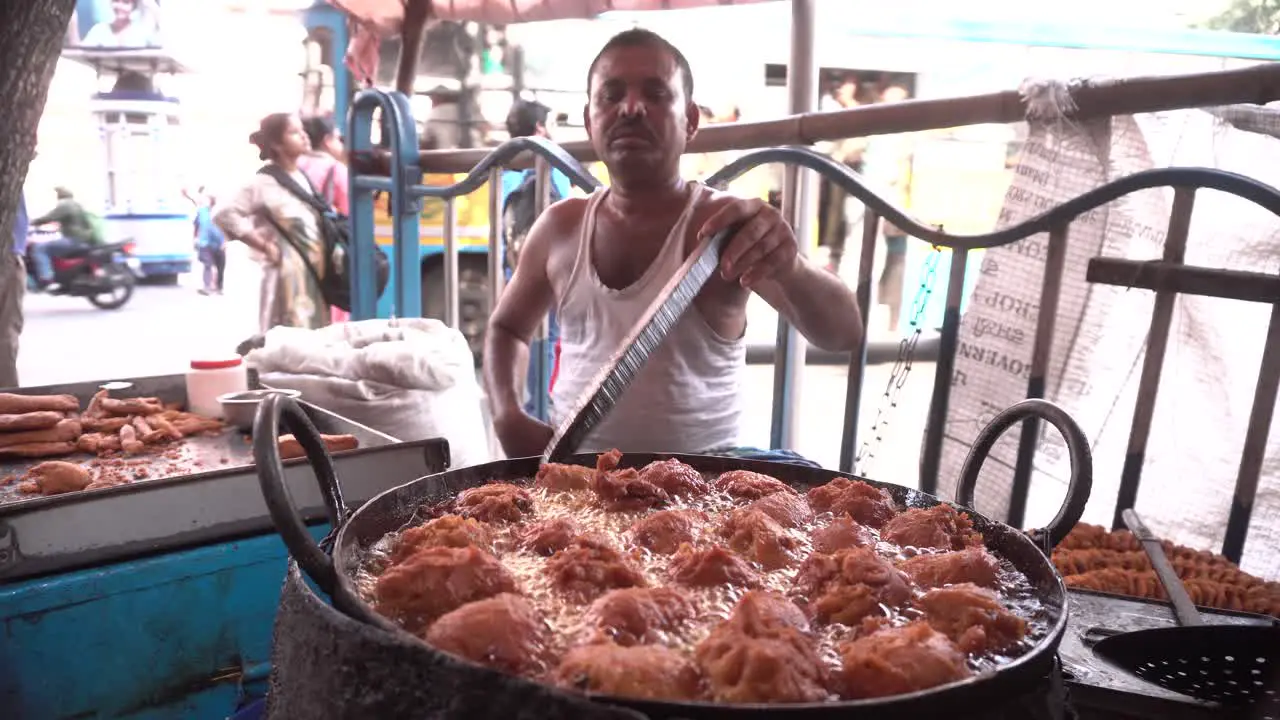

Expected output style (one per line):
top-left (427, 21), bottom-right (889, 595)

top-left (0, 374), bottom-right (452, 583)
top-left (1062, 588), bottom-right (1278, 718)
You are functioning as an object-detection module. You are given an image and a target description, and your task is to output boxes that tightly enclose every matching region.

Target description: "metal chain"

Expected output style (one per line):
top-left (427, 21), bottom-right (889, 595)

top-left (855, 244), bottom-right (944, 476)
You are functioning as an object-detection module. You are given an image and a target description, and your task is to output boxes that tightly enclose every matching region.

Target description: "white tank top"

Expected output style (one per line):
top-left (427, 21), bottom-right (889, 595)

top-left (549, 182), bottom-right (746, 453)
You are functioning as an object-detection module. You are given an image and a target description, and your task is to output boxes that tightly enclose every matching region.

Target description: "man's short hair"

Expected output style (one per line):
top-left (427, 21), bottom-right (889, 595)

top-left (586, 28), bottom-right (694, 101)
top-left (506, 99), bottom-right (551, 138)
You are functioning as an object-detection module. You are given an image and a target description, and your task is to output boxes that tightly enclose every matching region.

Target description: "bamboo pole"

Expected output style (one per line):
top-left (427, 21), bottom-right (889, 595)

top-left (351, 63), bottom-right (1280, 175)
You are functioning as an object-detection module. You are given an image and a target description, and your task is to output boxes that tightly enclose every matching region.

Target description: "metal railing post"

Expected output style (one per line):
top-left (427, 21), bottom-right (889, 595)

top-left (772, 0), bottom-right (816, 451)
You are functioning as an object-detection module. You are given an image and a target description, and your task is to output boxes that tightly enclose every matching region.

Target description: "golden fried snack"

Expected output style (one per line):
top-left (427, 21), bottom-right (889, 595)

top-left (425, 594), bottom-right (552, 675)
top-left (0, 441), bottom-right (78, 458)
top-left (900, 547), bottom-right (1002, 589)
top-left (579, 587), bottom-right (695, 647)
top-left (793, 548), bottom-right (912, 626)
top-left (455, 483), bottom-right (534, 524)
top-left (171, 415), bottom-right (225, 436)
top-left (0, 392), bottom-right (80, 415)
top-left (390, 515), bottom-right (493, 563)
top-left (749, 490), bottom-right (814, 528)
top-left (534, 462), bottom-right (593, 492)
top-left (98, 396), bottom-right (164, 417)
top-left (119, 424), bottom-right (145, 455)
top-left (592, 449), bottom-right (670, 511)
top-left (375, 545), bottom-right (518, 634)
top-left (812, 516), bottom-right (875, 554)
top-left (719, 507), bottom-right (801, 570)
top-left (545, 536), bottom-right (647, 602)
top-left (636, 458), bottom-right (709, 497)
top-left (713, 469), bottom-right (796, 501)
top-left (22, 461), bottom-right (92, 495)
top-left (668, 544), bottom-right (761, 588)
top-left (839, 622), bottom-right (971, 699)
top-left (0, 418), bottom-right (81, 448)
top-left (81, 416), bottom-right (131, 433)
top-left (146, 414), bottom-right (183, 441)
top-left (629, 509), bottom-right (707, 555)
top-left (918, 583), bottom-right (1027, 654)
top-left (695, 593), bottom-right (830, 703)
top-left (881, 504), bottom-right (983, 551)
top-left (806, 477), bottom-right (898, 528)
top-left (0, 410), bottom-right (64, 432)
top-left (278, 433), bottom-right (360, 461)
top-left (554, 643), bottom-right (703, 701)
top-left (518, 517), bottom-right (579, 556)
top-left (726, 590), bottom-right (811, 634)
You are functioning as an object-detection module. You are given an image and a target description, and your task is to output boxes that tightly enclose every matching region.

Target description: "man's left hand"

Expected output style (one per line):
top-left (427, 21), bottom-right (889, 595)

top-left (698, 198), bottom-right (801, 289)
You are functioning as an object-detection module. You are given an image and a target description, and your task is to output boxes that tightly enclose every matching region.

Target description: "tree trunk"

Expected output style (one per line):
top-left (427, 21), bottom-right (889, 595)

top-left (0, 0), bottom-right (77, 257)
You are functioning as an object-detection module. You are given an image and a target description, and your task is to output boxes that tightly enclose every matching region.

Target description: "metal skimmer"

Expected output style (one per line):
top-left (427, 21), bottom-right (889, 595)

top-left (1092, 509), bottom-right (1280, 715)
top-left (543, 226), bottom-right (737, 463)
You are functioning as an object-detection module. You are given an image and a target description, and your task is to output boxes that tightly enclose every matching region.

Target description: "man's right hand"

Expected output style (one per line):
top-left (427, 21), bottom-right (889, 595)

top-left (494, 409), bottom-right (555, 459)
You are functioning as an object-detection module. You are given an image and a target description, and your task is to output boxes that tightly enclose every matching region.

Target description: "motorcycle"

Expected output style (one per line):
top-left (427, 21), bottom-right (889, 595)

top-left (25, 235), bottom-right (141, 310)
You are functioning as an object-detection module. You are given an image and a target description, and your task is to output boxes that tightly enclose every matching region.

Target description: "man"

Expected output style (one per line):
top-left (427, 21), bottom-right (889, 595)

top-left (29, 187), bottom-right (98, 291)
top-left (483, 28), bottom-right (861, 459)
top-left (866, 84), bottom-right (914, 333)
top-left (0, 190), bottom-right (27, 388)
top-left (501, 98), bottom-right (572, 420)
top-left (193, 193), bottom-right (227, 295)
top-left (816, 73), bottom-right (867, 274)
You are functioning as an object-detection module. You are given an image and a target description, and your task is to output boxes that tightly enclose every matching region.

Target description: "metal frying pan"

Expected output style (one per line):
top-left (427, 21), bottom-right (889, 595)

top-left (1091, 509), bottom-right (1280, 712)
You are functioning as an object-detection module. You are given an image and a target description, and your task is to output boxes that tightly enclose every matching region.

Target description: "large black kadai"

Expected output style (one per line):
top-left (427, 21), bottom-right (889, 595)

top-left (255, 393), bottom-right (1094, 720)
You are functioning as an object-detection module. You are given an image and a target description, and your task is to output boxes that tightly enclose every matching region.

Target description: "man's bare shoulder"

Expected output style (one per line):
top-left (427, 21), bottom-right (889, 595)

top-left (535, 196), bottom-right (590, 236)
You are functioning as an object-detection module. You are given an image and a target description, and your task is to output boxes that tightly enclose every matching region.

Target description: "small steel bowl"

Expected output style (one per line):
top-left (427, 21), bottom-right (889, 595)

top-left (218, 389), bottom-right (302, 432)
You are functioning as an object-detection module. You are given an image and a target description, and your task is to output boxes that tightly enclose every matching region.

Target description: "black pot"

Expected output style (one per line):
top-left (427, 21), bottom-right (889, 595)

top-left (255, 397), bottom-right (1093, 720)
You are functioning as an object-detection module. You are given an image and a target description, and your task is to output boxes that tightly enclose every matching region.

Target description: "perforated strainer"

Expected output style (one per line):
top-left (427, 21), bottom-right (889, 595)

top-left (1092, 509), bottom-right (1280, 715)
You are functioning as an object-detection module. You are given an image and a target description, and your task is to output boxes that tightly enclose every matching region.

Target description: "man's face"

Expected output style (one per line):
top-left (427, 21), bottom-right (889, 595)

top-left (112, 0), bottom-right (133, 21)
top-left (584, 43), bottom-right (697, 182)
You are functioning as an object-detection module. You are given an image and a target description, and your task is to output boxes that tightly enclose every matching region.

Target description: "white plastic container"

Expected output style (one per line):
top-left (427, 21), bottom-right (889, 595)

top-left (186, 357), bottom-right (248, 419)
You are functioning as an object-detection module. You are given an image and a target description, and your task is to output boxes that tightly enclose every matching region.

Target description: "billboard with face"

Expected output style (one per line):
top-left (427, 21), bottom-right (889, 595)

top-left (66, 0), bottom-right (163, 49)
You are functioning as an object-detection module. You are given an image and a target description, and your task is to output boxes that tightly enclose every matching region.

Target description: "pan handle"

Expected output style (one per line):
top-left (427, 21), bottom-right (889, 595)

top-left (954, 398), bottom-right (1093, 552)
top-left (253, 392), bottom-right (349, 597)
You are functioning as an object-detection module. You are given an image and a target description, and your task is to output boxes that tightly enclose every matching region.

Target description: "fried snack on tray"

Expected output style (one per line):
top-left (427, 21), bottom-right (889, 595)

top-left (1053, 522), bottom-right (1280, 618)
top-left (0, 419), bottom-right (81, 448)
top-left (364, 449), bottom-right (1053, 705)
top-left (16, 461), bottom-right (92, 496)
top-left (276, 433), bottom-right (360, 461)
top-left (0, 392), bottom-right (80, 415)
top-left (1065, 568), bottom-right (1280, 618)
top-left (0, 411), bottom-right (65, 432)
top-left (0, 441), bottom-right (78, 459)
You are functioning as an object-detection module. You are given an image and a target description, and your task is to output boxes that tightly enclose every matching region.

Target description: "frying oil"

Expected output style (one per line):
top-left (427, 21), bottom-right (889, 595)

top-left (355, 477), bottom-right (1051, 681)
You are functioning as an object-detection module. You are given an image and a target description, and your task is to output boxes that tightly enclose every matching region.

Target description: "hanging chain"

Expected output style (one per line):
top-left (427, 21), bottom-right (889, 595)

top-left (854, 244), bottom-right (944, 476)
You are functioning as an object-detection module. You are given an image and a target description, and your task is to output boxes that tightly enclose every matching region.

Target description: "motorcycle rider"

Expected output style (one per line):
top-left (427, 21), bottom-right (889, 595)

top-left (29, 187), bottom-right (99, 292)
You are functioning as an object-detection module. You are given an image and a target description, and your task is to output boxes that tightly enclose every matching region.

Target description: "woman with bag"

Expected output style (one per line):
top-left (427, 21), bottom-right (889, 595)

top-left (214, 113), bottom-right (330, 332)
top-left (299, 116), bottom-right (352, 324)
